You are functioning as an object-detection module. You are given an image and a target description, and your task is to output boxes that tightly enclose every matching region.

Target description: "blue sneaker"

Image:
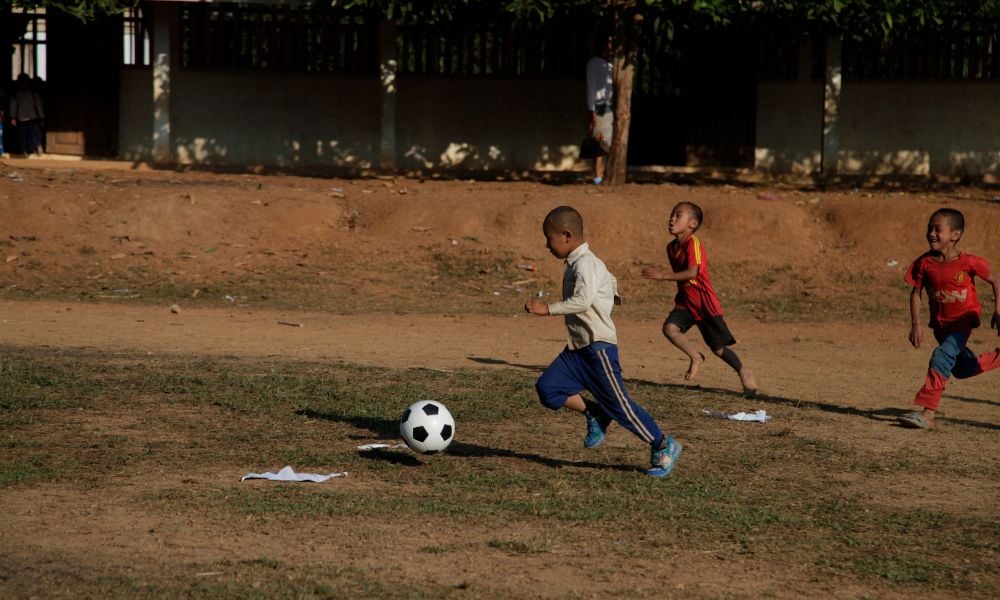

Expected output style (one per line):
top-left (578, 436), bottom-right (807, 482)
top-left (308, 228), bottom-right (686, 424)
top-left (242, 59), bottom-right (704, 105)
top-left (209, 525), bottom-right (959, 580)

top-left (646, 436), bottom-right (682, 478)
top-left (583, 412), bottom-right (611, 449)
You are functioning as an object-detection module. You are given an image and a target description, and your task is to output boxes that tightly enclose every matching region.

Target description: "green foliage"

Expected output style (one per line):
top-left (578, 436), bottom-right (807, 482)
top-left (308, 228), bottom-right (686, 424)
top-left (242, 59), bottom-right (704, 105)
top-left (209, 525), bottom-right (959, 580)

top-left (5, 0), bottom-right (996, 35)
top-left (339, 0), bottom-right (1000, 37)
top-left (733, 0), bottom-right (1000, 37)
top-left (0, 1), bottom-right (137, 21)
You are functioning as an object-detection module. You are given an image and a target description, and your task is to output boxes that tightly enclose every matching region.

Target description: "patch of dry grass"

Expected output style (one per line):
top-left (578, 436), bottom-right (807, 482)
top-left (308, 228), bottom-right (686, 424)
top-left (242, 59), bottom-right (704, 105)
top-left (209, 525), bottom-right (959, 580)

top-left (1, 349), bottom-right (997, 598)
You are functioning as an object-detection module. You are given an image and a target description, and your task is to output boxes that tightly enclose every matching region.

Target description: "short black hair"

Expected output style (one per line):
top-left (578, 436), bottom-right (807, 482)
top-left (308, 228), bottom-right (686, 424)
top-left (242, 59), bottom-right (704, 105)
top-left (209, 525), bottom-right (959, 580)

top-left (674, 201), bottom-right (704, 232)
top-left (544, 206), bottom-right (584, 237)
top-left (588, 29), bottom-right (614, 54)
top-left (930, 208), bottom-right (964, 232)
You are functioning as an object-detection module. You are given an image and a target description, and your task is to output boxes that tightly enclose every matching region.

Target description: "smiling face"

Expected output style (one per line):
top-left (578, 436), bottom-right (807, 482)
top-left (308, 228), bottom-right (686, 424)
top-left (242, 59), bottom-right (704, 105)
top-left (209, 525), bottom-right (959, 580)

top-left (926, 213), bottom-right (962, 256)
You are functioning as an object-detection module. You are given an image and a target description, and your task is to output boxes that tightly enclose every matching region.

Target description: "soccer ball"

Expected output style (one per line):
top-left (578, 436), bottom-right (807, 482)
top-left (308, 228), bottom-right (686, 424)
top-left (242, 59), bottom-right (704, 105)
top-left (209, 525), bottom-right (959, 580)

top-left (399, 400), bottom-right (455, 454)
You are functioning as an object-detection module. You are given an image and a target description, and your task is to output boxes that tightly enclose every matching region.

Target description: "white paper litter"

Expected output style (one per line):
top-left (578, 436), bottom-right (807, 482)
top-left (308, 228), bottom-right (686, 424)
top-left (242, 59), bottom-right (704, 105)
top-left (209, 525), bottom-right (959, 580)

top-left (356, 443), bottom-right (409, 450)
top-left (702, 409), bottom-right (771, 422)
top-left (240, 466), bottom-right (348, 482)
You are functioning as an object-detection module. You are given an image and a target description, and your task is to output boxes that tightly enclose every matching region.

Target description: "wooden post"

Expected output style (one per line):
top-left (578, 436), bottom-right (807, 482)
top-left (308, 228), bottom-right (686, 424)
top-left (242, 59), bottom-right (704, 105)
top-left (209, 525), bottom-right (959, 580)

top-left (821, 32), bottom-right (842, 178)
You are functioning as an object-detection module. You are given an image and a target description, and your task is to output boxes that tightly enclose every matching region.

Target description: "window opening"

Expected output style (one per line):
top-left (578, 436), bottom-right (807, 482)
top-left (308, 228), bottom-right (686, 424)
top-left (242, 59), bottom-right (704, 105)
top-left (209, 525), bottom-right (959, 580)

top-left (10, 6), bottom-right (47, 80)
top-left (123, 7), bottom-right (151, 66)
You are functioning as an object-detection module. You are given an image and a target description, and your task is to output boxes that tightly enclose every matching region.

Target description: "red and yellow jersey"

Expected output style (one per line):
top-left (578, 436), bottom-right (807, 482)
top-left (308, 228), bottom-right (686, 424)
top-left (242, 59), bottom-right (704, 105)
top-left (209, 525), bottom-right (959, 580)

top-left (667, 235), bottom-right (724, 320)
top-left (905, 251), bottom-right (991, 333)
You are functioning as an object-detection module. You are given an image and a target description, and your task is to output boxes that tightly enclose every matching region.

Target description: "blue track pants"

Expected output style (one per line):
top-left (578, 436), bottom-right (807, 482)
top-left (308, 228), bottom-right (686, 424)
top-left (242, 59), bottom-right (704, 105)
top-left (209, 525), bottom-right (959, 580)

top-left (535, 342), bottom-right (663, 446)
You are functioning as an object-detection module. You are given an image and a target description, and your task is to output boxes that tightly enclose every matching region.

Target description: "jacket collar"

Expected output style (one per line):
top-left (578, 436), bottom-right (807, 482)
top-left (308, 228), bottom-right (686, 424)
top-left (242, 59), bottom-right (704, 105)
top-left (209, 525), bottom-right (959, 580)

top-left (566, 242), bottom-right (589, 265)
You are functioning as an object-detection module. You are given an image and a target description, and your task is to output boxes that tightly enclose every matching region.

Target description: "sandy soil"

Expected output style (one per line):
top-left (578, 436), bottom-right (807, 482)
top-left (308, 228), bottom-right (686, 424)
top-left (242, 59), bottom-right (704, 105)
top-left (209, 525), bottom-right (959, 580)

top-left (2, 157), bottom-right (999, 598)
top-left (1, 300), bottom-right (989, 410)
top-left (3, 156), bottom-right (998, 410)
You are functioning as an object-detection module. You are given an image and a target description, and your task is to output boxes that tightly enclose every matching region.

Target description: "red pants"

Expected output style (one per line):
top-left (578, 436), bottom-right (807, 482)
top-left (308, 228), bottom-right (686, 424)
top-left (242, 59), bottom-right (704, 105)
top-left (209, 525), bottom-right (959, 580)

top-left (915, 330), bottom-right (1000, 411)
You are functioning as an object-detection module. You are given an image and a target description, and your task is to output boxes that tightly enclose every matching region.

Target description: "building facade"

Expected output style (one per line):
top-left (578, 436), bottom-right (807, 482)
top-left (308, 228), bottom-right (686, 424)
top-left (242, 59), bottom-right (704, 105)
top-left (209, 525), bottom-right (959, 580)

top-left (4, 1), bottom-right (999, 181)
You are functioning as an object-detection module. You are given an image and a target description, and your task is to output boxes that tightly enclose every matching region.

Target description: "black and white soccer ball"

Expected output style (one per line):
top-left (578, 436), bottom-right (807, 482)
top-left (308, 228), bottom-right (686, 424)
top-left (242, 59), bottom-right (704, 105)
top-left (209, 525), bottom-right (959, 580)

top-left (399, 400), bottom-right (455, 454)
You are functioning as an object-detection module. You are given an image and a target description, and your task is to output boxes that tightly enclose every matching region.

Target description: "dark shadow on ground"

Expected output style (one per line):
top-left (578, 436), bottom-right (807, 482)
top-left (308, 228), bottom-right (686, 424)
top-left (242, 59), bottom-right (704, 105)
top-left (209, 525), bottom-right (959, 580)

top-left (628, 379), bottom-right (1000, 431)
top-left (296, 408), bottom-right (640, 472)
top-left (466, 356), bottom-right (546, 371)
top-left (930, 414), bottom-right (1000, 430)
top-left (458, 358), bottom-right (1000, 431)
top-left (297, 408), bottom-right (398, 439)
top-left (945, 393), bottom-right (1000, 408)
top-left (358, 447), bottom-right (423, 466)
top-left (430, 441), bottom-right (638, 473)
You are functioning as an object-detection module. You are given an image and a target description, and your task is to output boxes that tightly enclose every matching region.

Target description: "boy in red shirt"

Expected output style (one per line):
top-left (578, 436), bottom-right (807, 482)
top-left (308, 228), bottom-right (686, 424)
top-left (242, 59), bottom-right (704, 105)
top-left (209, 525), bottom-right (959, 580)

top-left (899, 208), bottom-right (1000, 429)
top-left (642, 202), bottom-right (757, 395)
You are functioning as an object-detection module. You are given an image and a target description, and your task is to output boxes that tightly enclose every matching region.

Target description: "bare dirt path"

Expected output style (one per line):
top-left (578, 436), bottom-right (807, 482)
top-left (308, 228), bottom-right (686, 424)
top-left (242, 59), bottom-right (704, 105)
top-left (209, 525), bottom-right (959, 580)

top-left (3, 300), bottom-right (996, 421)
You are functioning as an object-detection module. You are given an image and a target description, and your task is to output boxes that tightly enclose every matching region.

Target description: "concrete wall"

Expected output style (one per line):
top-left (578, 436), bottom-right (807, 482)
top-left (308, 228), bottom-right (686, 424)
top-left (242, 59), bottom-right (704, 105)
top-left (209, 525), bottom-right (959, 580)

top-left (396, 78), bottom-right (582, 171)
top-left (120, 65), bottom-right (1000, 177)
top-left (756, 80), bottom-right (1000, 178)
top-left (120, 69), bottom-right (380, 166)
top-left (174, 71), bottom-right (380, 167)
top-left (118, 67), bottom-right (584, 171)
top-left (119, 68), bottom-right (154, 162)
top-left (130, 69), bottom-right (381, 167)
top-left (755, 82), bottom-right (823, 175)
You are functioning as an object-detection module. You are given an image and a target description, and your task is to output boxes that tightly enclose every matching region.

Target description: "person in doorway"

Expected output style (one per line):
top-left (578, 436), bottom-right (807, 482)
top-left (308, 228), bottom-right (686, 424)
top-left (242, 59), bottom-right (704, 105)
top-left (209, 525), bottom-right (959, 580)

top-left (8, 73), bottom-right (45, 158)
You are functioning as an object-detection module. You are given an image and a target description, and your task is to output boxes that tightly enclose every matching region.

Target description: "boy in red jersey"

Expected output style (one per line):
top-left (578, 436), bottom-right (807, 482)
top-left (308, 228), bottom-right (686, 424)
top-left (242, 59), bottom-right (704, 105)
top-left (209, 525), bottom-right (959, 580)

top-left (898, 208), bottom-right (1000, 429)
top-left (642, 202), bottom-right (757, 395)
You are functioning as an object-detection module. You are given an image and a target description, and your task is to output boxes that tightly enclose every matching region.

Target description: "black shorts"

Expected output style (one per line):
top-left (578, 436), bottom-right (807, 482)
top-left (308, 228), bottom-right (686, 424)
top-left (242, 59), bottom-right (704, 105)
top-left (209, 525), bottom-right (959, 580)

top-left (665, 308), bottom-right (737, 351)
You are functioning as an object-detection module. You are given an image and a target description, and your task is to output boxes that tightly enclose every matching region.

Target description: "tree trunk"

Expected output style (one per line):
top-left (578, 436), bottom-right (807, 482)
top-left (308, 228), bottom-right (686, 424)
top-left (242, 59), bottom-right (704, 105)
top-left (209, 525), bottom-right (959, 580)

top-left (605, 8), bottom-right (642, 185)
top-left (820, 32), bottom-right (843, 181)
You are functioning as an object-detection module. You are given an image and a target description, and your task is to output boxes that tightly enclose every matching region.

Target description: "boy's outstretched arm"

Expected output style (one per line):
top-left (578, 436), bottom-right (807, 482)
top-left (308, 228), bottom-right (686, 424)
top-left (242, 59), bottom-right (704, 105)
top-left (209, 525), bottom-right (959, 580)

top-left (908, 287), bottom-right (924, 348)
top-left (641, 265), bottom-right (698, 282)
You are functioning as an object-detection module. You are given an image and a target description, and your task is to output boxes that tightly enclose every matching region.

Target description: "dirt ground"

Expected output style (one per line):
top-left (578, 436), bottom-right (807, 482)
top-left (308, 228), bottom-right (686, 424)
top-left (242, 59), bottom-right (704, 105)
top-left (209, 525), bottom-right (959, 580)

top-left (2, 157), bottom-right (999, 598)
top-left (2, 156), bottom-right (999, 402)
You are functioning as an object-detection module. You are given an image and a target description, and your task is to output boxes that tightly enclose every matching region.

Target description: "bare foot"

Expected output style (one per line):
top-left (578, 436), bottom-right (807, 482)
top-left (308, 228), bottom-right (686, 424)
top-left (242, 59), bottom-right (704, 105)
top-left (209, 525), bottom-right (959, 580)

top-left (739, 367), bottom-right (757, 395)
top-left (685, 352), bottom-right (705, 381)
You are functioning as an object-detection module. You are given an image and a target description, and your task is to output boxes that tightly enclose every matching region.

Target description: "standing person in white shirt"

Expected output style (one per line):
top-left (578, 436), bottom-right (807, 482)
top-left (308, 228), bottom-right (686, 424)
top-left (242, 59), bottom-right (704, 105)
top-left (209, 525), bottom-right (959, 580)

top-left (585, 34), bottom-right (614, 185)
top-left (525, 206), bottom-right (682, 478)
